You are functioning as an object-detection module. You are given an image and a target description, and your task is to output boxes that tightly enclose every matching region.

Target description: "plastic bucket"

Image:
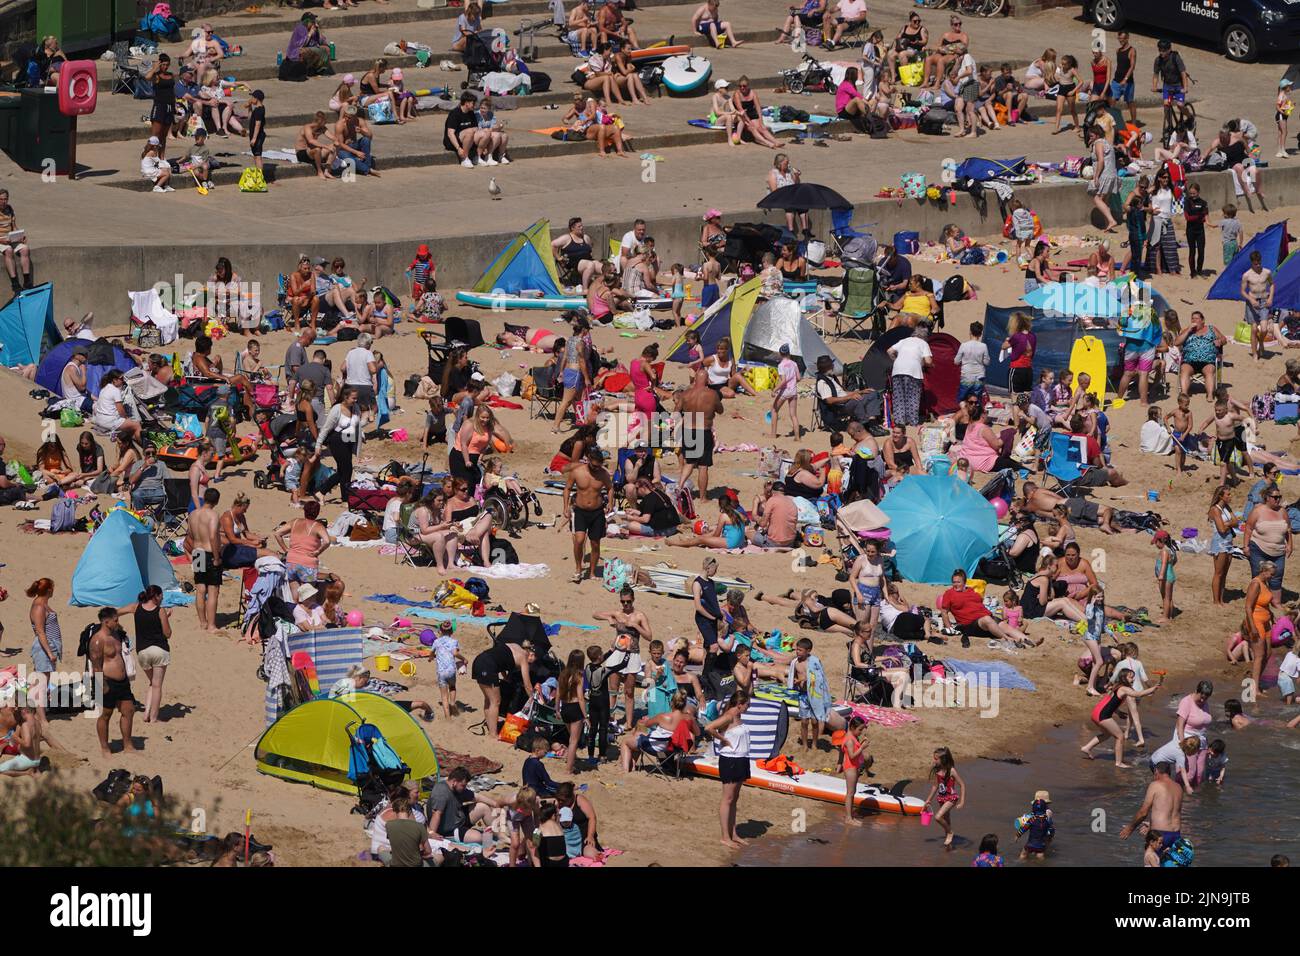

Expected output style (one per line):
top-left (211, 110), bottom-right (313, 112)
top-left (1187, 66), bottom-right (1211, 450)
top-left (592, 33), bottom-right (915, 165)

top-left (399, 660), bottom-right (417, 677)
top-left (375, 654), bottom-right (391, 672)
top-left (920, 810), bottom-right (933, 826)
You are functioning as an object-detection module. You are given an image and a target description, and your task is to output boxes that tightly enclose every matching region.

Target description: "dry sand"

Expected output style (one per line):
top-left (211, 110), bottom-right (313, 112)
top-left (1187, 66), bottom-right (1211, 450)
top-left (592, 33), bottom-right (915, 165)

top-left (1, 203), bottom-right (1294, 867)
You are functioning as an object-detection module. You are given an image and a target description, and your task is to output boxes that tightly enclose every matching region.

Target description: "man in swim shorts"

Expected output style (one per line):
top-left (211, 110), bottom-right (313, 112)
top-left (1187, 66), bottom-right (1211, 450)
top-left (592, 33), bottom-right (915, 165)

top-left (1118, 761), bottom-right (1184, 862)
top-left (564, 445), bottom-right (612, 584)
top-left (677, 369), bottom-right (722, 500)
top-left (186, 487), bottom-right (223, 633)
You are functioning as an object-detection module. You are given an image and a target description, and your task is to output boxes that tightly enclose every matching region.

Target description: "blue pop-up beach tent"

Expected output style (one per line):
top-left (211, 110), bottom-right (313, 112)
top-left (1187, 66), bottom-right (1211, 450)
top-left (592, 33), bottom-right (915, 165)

top-left (0, 282), bottom-right (58, 367)
top-left (70, 509), bottom-right (181, 608)
top-left (35, 338), bottom-right (137, 398)
top-left (1208, 220), bottom-right (1288, 301)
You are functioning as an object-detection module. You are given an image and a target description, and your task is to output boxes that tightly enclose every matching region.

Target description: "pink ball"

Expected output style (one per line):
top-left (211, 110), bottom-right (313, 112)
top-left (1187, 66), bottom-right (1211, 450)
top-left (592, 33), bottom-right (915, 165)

top-left (992, 497), bottom-right (1010, 519)
top-left (419, 629), bottom-right (437, 646)
top-left (346, 610), bottom-right (364, 627)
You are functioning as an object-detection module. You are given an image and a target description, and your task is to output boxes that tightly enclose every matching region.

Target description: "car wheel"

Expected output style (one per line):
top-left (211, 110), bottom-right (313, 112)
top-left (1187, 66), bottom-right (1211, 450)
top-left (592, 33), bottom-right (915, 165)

top-left (1223, 24), bottom-right (1257, 63)
top-left (1092, 0), bottom-right (1124, 30)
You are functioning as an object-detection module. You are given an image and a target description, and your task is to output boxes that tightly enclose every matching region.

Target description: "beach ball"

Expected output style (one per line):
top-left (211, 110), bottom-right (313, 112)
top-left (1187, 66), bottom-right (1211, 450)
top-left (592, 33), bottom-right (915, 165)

top-left (1272, 616), bottom-right (1295, 646)
top-left (992, 498), bottom-right (1010, 520)
top-left (346, 610), bottom-right (364, 627)
top-left (419, 628), bottom-right (437, 646)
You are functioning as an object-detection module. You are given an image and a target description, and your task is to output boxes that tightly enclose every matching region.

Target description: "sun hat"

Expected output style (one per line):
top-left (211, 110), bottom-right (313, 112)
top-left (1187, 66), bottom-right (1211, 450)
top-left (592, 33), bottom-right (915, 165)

top-left (298, 584), bottom-right (319, 602)
top-left (1034, 790), bottom-right (1051, 803)
top-left (703, 208), bottom-right (722, 221)
top-left (343, 73), bottom-right (356, 84)
top-left (417, 243), bottom-right (431, 257)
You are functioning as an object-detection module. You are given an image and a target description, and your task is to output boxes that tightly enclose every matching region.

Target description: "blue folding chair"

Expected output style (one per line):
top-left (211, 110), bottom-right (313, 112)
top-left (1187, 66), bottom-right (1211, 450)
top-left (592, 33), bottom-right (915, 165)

top-left (1044, 432), bottom-right (1093, 497)
top-left (829, 208), bottom-right (877, 263)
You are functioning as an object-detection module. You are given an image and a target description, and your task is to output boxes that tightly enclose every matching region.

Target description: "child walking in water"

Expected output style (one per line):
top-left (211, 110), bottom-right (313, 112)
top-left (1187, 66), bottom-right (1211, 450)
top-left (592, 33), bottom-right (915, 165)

top-left (1152, 530), bottom-right (1177, 622)
top-left (1082, 669), bottom-right (1164, 767)
top-left (839, 716), bottom-right (871, 826)
top-left (1114, 641), bottom-right (1151, 747)
top-left (923, 746), bottom-right (965, 849)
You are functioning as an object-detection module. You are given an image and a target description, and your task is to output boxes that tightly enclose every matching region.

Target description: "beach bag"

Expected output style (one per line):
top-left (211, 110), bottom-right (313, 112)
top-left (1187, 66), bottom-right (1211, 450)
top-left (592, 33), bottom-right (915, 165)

top-left (58, 407), bottom-right (83, 428)
top-left (918, 110), bottom-right (950, 135)
top-left (49, 496), bottom-right (77, 533)
top-left (1234, 320), bottom-right (1252, 345)
top-left (498, 711), bottom-right (529, 745)
top-left (901, 172), bottom-right (926, 199)
top-left (122, 636), bottom-right (137, 679)
top-left (367, 99), bottom-right (396, 124)
top-left (898, 62), bottom-right (923, 87)
top-left (493, 371), bottom-right (519, 397)
top-left (136, 322), bottom-right (163, 349)
top-left (238, 167), bottom-right (267, 192)
top-left (1062, 155), bottom-right (1084, 177)
top-left (674, 483), bottom-right (696, 521)
top-left (278, 56), bottom-right (309, 82)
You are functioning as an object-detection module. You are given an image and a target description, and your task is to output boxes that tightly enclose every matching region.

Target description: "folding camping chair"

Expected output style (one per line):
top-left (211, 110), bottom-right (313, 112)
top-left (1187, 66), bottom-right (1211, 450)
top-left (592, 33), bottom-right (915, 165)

top-left (834, 267), bottom-right (878, 339)
top-left (149, 477), bottom-right (193, 542)
top-left (1044, 431), bottom-right (1093, 498)
top-left (640, 718), bottom-right (697, 780)
top-left (828, 208), bottom-right (876, 263)
top-left (393, 524), bottom-right (436, 568)
top-left (109, 42), bottom-right (145, 96)
top-left (529, 365), bottom-right (562, 420)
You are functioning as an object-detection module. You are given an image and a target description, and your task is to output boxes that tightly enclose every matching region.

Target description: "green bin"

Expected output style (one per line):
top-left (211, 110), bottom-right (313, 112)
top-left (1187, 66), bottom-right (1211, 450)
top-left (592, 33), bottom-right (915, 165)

top-left (36, 0), bottom-right (114, 54)
top-left (13, 89), bottom-right (76, 176)
top-left (0, 94), bottom-right (20, 152)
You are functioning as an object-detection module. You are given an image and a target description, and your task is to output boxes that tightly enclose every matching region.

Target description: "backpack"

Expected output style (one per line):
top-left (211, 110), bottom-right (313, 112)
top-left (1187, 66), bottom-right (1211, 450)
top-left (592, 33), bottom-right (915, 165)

top-left (864, 113), bottom-right (890, 139)
top-left (463, 577), bottom-right (490, 601)
top-left (674, 483), bottom-right (696, 521)
top-left (50, 496), bottom-right (77, 533)
top-left (529, 71), bottom-right (553, 93)
top-left (238, 167), bottom-right (268, 192)
top-left (277, 57), bottom-right (309, 82)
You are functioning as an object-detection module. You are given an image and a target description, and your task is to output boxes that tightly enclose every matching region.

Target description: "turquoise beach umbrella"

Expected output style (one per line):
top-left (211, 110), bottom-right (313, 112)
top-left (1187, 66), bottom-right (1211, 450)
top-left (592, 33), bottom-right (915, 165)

top-left (879, 475), bottom-right (998, 585)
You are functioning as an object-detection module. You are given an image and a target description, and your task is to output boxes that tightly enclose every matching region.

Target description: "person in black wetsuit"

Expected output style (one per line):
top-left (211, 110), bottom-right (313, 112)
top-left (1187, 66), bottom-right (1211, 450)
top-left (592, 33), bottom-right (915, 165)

top-left (146, 54), bottom-right (177, 144)
top-left (692, 557), bottom-right (725, 650)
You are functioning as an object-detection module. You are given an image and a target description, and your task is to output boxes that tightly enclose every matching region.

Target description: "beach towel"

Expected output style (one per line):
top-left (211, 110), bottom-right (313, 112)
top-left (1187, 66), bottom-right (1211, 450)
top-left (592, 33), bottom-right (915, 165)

top-left (834, 700), bottom-right (920, 728)
top-left (433, 747), bottom-right (503, 778)
top-left (365, 593), bottom-right (598, 632)
top-left (529, 126), bottom-right (568, 135)
top-left (786, 654), bottom-right (831, 721)
top-left (943, 659), bottom-right (1036, 692)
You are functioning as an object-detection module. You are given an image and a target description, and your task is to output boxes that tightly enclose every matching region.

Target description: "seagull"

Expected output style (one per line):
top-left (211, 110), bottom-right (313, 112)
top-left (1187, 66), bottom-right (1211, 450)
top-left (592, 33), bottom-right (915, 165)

top-left (488, 177), bottom-right (502, 199)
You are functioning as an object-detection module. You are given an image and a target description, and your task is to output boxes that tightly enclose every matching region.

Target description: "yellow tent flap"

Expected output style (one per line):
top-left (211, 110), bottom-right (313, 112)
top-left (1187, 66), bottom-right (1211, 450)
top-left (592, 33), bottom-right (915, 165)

top-left (255, 693), bottom-right (439, 796)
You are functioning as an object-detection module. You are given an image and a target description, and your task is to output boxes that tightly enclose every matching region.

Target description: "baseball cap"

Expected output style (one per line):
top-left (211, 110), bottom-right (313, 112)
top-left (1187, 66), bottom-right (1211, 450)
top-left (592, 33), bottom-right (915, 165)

top-left (193, 127), bottom-right (206, 137)
top-left (558, 807), bottom-right (574, 824)
top-left (470, 371), bottom-right (486, 383)
top-left (343, 73), bottom-right (356, 85)
top-left (714, 78), bottom-right (730, 90)
top-left (778, 343), bottom-right (791, 355)
top-left (147, 135), bottom-right (160, 145)
top-left (1284, 79), bottom-right (1295, 89)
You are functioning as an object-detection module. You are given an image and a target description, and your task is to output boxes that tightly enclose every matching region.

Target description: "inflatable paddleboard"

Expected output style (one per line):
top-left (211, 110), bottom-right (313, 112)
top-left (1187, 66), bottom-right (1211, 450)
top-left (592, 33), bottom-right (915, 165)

top-left (456, 291), bottom-right (587, 311)
top-left (456, 291), bottom-right (675, 311)
top-left (682, 756), bottom-right (925, 815)
top-left (662, 54), bottom-right (711, 94)
top-left (628, 44), bottom-right (690, 64)
top-left (1068, 334), bottom-right (1108, 401)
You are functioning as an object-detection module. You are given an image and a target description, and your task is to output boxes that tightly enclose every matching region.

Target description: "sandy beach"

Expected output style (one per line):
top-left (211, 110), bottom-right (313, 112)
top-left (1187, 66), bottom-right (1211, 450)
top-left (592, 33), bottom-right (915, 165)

top-left (2, 192), bottom-right (1295, 866)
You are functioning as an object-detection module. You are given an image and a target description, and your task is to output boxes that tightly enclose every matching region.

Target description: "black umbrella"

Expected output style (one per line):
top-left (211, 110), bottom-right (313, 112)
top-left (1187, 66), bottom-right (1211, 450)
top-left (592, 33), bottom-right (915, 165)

top-left (757, 182), bottom-right (852, 212)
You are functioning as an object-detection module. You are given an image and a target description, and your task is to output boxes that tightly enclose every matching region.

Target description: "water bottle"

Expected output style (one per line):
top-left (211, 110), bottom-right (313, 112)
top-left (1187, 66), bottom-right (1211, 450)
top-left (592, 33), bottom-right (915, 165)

top-left (276, 51), bottom-right (283, 66)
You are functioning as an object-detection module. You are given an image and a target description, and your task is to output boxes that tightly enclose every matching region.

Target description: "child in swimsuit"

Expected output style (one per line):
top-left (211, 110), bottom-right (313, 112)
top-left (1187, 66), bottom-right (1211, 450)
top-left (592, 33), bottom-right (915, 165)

top-left (1152, 530), bottom-right (1177, 623)
top-left (1165, 394), bottom-right (1195, 474)
top-left (670, 263), bottom-right (686, 326)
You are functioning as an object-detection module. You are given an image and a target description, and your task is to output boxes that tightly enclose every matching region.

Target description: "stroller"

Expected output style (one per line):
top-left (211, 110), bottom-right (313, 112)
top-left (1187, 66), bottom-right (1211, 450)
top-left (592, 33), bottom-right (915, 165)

top-left (462, 31), bottom-right (504, 85)
top-left (832, 497), bottom-right (893, 581)
top-left (348, 719), bottom-right (413, 815)
top-left (781, 54), bottom-right (834, 95)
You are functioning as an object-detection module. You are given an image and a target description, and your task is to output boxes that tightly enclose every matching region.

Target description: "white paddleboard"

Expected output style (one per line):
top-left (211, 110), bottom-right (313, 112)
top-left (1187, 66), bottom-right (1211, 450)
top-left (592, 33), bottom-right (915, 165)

top-left (662, 55), bottom-right (712, 94)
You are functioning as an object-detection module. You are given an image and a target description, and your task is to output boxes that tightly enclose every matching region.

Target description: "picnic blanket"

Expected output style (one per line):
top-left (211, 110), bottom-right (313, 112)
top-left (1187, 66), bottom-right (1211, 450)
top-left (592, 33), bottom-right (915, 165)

top-left (943, 659), bottom-right (1037, 692)
top-left (364, 594), bottom-right (599, 633)
top-left (434, 747), bottom-right (503, 778)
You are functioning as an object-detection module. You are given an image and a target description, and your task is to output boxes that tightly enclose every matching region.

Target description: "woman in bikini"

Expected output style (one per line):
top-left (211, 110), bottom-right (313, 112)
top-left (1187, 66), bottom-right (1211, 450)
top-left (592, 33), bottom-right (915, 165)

top-left (1082, 669), bottom-right (1163, 767)
top-left (849, 540), bottom-right (886, 639)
